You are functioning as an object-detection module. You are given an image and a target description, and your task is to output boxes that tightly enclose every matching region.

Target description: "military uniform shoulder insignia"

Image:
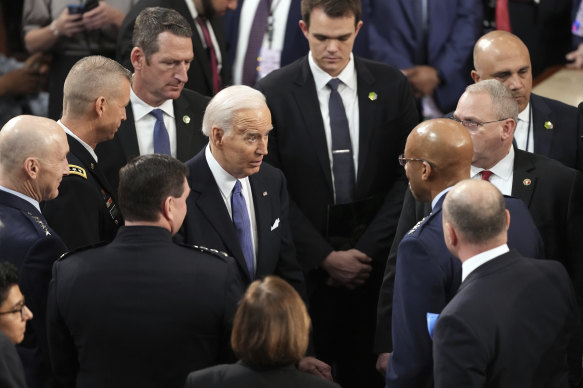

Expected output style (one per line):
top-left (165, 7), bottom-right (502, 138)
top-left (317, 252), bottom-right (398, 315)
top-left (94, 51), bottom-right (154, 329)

top-left (69, 164), bottom-right (87, 179)
top-left (188, 244), bottom-right (230, 258)
top-left (57, 241), bottom-right (108, 261)
top-left (407, 215), bottom-right (429, 235)
top-left (26, 211), bottom-right (51, 236)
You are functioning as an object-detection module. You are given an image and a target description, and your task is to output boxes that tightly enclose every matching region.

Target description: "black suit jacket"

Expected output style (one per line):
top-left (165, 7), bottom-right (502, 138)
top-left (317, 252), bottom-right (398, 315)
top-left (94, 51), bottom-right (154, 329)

top-left (375, 147), bottom-right (583, 353)
top-left (0, 331), bottom-right (27, 388)
top-left (117, 0), bottom-right (230, 96)
top-left (255, 56), bottom-right (418, 274)
top-left (95, 88), bottom-right (209, 192)
top-left (185, 361), bottom-right (341, 388)
top-left (530, 93), bottom-right (583, 172)
top-left (433, 250), bottom-right (582, 388)
top-left (180, 149), bottom-right (307, 298)
top-left (47, 226), bottom-right (243, 388)
top-left (0, 190), bottom-right (68, 388)
top-left (43, 135), bottom-right (121, 250)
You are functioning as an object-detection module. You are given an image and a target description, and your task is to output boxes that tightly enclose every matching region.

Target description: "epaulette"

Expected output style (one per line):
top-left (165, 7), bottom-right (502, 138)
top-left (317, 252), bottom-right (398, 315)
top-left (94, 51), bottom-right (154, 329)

top-left (407, 215), bottom-right (429, 235)
top-left (57, 241), bottom-right (109, 262)
top-left (68, 164), bottom-right (87, 179)
top-left (185, 244), bottom-right (230, 259)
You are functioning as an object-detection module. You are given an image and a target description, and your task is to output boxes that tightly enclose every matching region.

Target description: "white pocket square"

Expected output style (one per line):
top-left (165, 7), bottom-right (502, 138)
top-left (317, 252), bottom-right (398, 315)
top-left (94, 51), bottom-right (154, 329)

top-left (270, 218), bottom-right (280, 231)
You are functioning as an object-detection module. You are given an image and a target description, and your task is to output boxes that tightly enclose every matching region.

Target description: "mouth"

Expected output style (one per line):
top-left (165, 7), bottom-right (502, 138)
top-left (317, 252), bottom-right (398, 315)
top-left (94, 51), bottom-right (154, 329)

top-left (249, 160), bottom-right (262, 167)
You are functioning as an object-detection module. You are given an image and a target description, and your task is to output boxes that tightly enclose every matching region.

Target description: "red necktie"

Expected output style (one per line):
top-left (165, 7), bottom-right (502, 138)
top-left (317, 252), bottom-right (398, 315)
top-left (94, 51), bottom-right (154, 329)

top-left (496, 0), bottom-right (512, 32)
top-left (481, 170), bottom-right (493, 181)
top-left (196, 17), bottom-right (221, 94)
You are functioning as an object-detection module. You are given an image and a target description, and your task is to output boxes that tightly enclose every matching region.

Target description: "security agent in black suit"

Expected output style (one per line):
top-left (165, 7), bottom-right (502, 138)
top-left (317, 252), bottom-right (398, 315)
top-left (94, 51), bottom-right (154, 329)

top-left (375, 79), bottom-right (583, 374)
top-left (179, 85), bottom-right (331, 380)
top-left (117, 0), bottom-right (235, 97)
top-left (42, 56), bottom-right (131, 251)
top-left (98, 7), bottom-right (210, 193)
top-left (0, 116), bottom-right (70, 388)
top-left (47, 154), bottom-right (244, 388)
top-left (434, 179), bottom-right (582, 388)
top-left (255, 1), bottom-right (418, 386)
top-left (471, 30), bottom-right (583, 172)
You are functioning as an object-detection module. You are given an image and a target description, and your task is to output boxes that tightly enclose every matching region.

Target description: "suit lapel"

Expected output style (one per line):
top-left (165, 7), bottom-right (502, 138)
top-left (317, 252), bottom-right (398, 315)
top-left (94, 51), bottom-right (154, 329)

top-left (530, 94), bottom-right (553, 158)
top-left (511, 148), bottom-right (536, 208)
top-left (249, 172), bottom-right (270, 276)
top-left (291, 58), bottom-right (333, 191)
top-left (355, 57), bottom-right (379, 187)
top-left (190, 153), bottom-right (251, 280)
top-left (117, 104), bottom-right (140, 161)
top-left (174, 96), bottom-right (196, 161)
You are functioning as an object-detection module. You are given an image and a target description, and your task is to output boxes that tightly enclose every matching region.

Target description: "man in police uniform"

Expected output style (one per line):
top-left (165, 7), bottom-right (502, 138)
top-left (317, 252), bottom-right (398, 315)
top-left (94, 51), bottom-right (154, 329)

top-left (42, 56), bottom-right (131, 250)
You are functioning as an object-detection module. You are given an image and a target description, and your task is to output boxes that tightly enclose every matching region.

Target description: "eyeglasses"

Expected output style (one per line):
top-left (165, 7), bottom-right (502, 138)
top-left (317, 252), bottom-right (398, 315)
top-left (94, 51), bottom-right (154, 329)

top-left (398, 154), bottom-right (436, 168)
top-left (449, 116), bottom-right (511, 131)
top-left (0, 305), bottom-right (27, 320)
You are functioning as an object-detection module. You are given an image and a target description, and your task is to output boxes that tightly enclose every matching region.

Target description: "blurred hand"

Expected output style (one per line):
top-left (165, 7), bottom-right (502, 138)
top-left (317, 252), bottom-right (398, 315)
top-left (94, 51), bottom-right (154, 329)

top-left (566, 43), bottom-right (583, 69)
top-left (376, 352), bottom-right (390, 376)
top-left (298, 356), bottom-right (333, 381)
top-left (83, 2), bottom-right (125, 30)
top-left (53, 7), bottom-right (85, 38)
top-left (321, 249), bottom-right (372, 289)
top-left (402, 65), bottom-right (440, 98)
top-left (0, 53), bottom-right (50, 96)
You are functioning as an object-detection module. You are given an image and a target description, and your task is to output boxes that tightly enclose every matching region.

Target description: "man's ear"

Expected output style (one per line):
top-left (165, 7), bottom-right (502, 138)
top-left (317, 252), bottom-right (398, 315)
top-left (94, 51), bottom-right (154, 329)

top-left (444, 221), bottom-right (458, 251)
top-left (211, 126), bottom-right (225, 148)
top-left (131, 47), bottom-right (145, 71)
top-left (421, 162), bottom-right (433, 182)
top-left (23, 157), bottom-right (39, 179)
top-left (94, 96), bottom-right (106, 118)
top-left (470, 70), bottom-right (480, 83)
top-left (161, 195), bottom-right (172, 222)
top-left (299, 20), bottom-right (309, 39)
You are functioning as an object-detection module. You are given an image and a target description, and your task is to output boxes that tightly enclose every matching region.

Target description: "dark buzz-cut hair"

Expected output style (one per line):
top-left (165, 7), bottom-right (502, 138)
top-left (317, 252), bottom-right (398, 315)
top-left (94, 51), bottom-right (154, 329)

top-left (118, 154), bottom-right (188, 222)
top-left (0, 262), bottom-right (19, 306)
top-left (231, 276), bottom-right (311, 367)
top-left (301, 0), bottom-right (361, 28)
top-left (443, 184), bottom-right (507, 244)
top-left (132, 7), bottom-right (193, 60)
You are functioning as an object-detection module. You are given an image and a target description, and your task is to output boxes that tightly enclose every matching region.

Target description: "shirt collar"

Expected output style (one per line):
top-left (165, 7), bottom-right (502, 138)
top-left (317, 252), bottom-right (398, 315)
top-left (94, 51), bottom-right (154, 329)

top-left (470, 146), bottom-right (514, 181)
top-left (0, 185), bottom-right (41, 213)
top-left (462, 244), bottom-right (509, 281)
top-left (518, 102), bottom-right (530, 123)
top-left (57, 120), bottom-right (98, 163)
top-left (130, 88), bottom-right (175, 121)
top-left (205, 145), bottom-right (248, 198)
top-left (431, 186), bottom-right (452, 210)
top-left (184, 0), bottom-right (199, 19)
top-left (308, 51), bottom-right (357, 93)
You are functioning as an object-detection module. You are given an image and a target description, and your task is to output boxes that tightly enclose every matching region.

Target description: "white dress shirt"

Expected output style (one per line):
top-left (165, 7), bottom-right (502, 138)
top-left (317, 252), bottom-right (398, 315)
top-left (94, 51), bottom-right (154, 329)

top-left (308, 52), bottom-right (360, 200)
top-left (514, 103), bottom-right (534, 153)
top-left (205, 145), bottom-right (258, 271)
top-left (0, 185), bottom-right (40, 212)
top-left (462, 244), bottom-right (509, 281)
top-left (233, 0), bottom-right (292, 84)
top-left (130, 89), bottom-right (177, 157)
top-left (470, 146), bottom-right (515, 195)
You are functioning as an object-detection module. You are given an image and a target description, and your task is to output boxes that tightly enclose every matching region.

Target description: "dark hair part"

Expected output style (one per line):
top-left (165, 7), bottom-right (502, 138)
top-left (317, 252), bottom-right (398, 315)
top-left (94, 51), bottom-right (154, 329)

top-left (118, 154), bottom-right (188, 222)
top-left (231, 276), bottom-right (311, 367)
top-left (301, 0), bottom-right (361, 28)
top-left (0, 262), bottom-right (18, 306)
top-left (443, 184), bottom-right (507, 244)
top-left (132, 7), bottom-right (193, 60)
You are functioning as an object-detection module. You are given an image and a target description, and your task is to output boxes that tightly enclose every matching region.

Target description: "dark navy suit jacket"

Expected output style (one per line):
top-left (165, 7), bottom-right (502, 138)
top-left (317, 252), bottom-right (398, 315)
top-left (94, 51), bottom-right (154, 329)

top-left (386, 193), bottom-right (544, 388)
top-left (367, 0), bottom-right (482, 112)
top-left (0, 190), bottom-right (68, 388)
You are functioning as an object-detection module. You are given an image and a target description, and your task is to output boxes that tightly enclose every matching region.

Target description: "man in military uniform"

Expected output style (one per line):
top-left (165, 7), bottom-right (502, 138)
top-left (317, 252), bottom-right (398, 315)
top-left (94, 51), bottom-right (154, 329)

top-left (47, 154), bottom-right (243, 388)
top-left (42, 56), bottom-right (131, 250)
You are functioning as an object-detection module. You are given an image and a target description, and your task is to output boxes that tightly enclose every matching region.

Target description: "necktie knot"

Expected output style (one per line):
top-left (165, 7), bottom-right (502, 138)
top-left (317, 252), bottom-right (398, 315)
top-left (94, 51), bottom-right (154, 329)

top-left (481, 170), bottom-right (493, 181)
top-left (233, 180), bottom-right (242, 195)
top-left (327, 78), bottom-right (341, 91)
top-left (150, 108), bottom-right (164, 121)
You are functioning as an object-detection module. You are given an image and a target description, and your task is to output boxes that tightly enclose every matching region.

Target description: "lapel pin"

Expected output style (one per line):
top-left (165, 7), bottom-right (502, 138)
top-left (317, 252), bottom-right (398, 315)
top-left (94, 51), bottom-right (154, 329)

top-left (183, 115), bottom-right (191, 124)
top-left (544, 121), bottom-right (553, 130)
top-left (90, 162), bottom-right (95, 170)
top-left (523, 178), bottom-right (531, 186)
top-left (263, 191), bottom-right (268, 197)
top-left (368, 91), bottom-right (377, 101)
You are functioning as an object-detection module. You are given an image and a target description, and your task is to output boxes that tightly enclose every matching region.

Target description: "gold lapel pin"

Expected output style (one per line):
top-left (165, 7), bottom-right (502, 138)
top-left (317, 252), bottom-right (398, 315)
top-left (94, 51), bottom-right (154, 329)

top-left (368, 92), bottom-right (378, 101)
top-left (523, 178), bottom-right (532, 186)
top-left (183, 115), bottom-right (191, 124)
top-left (544, 121), bottom-right (553, 130)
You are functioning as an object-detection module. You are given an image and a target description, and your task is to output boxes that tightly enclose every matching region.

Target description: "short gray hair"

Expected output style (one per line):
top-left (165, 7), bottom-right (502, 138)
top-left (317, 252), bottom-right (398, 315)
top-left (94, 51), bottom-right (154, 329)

top-left (202, 85), bottom-right (267, 137)
top-left (465, 79), bottom-right (518, 121)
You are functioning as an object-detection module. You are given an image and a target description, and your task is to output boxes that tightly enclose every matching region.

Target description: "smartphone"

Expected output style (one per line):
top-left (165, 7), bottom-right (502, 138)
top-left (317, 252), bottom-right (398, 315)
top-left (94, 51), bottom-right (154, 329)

top-left (83, 0), bottom-right (99, 12)
top-left (67, 4), bottom-right (85, 14)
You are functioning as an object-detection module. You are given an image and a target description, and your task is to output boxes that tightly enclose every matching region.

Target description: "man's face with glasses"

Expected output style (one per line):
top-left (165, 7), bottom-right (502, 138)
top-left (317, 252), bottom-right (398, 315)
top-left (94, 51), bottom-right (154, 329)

top-left (453, 91), bottom-right (514, 170)
top-left (0, 285), bottom-right (33, 344)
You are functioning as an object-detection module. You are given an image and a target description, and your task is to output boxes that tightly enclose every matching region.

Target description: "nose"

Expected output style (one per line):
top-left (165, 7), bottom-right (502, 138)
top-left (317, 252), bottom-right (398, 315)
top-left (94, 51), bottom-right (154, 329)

top-left (326, 39), bottom-right (339, 53)
top-left (22, 305), bottom-right (33, 321)
top-left (62, 161), bottom-right (70, 176)
top-left (121, 107), bottom-right (127, 121)
top-left (257, 136), bottom-right (268, 155)
top-left (506, 73), bottom-right (523, 91)
top-left (175, 62), bottom-right (189, 83)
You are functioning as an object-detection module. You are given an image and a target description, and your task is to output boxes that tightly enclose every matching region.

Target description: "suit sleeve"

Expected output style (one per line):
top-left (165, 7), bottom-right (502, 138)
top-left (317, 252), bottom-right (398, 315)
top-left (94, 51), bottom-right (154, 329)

top-left (42, 175), bottom-right (104, 250)
top-left (565, 171), bottom-right (583, 316)
top-left (219, 257), bottom-right (245, 364)
top-left (432, 313), bottom-right (488, 388)
top-left (385, 237), bottom-right (451, 388)
top-left (46, 260), bottom-right (79, 388)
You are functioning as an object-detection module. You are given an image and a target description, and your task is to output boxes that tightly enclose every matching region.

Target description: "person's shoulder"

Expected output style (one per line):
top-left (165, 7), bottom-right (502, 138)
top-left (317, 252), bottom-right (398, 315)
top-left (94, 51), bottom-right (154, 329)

top-left (518, 148), bottom-right (580, 180)
top-left (179, 87), bottom-right (212, 106)
top-left (256, 56), bottom-right (307, 88)
top-left (176, 242), bottom-right (234, 264)
top-left (531, 93), bottom-right (578, 114)
top-left (354, 56), bottom-right (408, 82)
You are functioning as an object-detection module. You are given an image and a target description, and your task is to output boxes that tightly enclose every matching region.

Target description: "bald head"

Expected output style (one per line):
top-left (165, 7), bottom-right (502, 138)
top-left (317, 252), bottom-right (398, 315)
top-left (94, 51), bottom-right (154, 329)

top-left (403, 118), bottom-right (473, 202)
top-left (443, 180), bottom-right (508, 256)
top-left (0, 115), bottom-right (69, 201)
top-left (471, 31), bottom-right (532, 112)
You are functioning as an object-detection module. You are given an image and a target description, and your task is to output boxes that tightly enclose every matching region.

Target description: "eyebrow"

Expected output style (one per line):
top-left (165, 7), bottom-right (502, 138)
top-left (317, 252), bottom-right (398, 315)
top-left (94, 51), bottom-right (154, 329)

top-left (313, 33), bottom-right (353, 40)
